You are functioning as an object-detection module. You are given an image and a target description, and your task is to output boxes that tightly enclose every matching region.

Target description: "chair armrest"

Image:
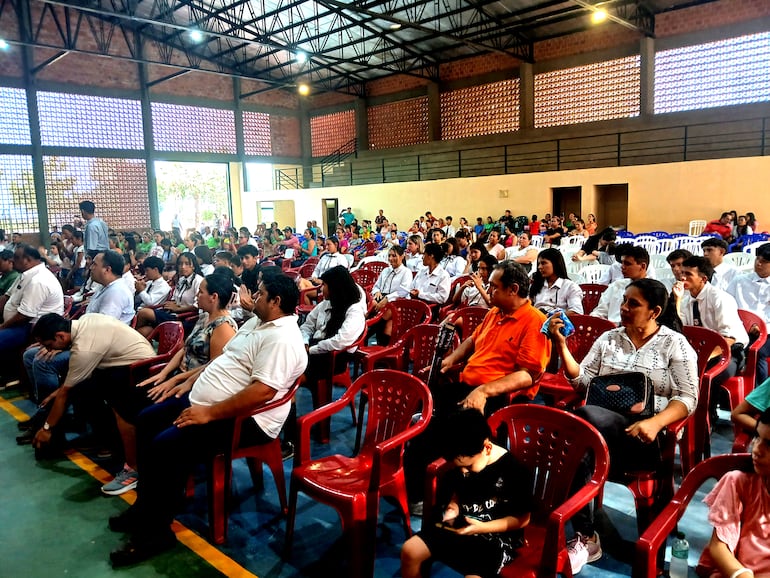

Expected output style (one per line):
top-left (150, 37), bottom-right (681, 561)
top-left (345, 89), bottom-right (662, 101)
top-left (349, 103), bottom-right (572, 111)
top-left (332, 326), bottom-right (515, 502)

top-left (366, 308), bottom-right (385, 327)
top-left (370, 409), bottom-right (432, 491)
top-left (423, 457), bottom-right (454, 523)
top-left (363, 337), bottom-right (409, 371)
top-left (295, 388), bottom-right (358, 464)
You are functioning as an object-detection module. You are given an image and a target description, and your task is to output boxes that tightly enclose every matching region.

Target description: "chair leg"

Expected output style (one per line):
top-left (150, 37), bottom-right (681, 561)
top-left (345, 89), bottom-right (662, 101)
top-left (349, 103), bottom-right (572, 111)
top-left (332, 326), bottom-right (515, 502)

top-left (251, 441), bottom-right (288, 514)
top-left (284, 479), bottom-right (299, 556)
top-left (208, 454), bottom-right (232, 545)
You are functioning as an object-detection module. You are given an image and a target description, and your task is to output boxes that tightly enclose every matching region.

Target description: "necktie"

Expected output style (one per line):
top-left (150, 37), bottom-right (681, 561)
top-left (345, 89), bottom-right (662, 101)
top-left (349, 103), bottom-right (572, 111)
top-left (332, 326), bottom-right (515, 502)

top-left (146, 281), bottom-right (153, 295)
top-left (692, 300), bottom-right (702, 326)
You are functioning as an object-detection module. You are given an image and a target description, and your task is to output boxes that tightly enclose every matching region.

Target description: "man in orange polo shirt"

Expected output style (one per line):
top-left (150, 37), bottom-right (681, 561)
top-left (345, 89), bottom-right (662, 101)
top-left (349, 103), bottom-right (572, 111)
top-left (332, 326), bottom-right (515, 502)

top-left (405, 261), bottom-right (551, 509)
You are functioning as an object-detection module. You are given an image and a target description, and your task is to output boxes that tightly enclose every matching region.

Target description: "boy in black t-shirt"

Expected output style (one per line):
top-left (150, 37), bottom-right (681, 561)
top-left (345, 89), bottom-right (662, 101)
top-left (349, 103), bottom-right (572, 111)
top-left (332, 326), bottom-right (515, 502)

top-left (401, 409), bottom-right (533, 578)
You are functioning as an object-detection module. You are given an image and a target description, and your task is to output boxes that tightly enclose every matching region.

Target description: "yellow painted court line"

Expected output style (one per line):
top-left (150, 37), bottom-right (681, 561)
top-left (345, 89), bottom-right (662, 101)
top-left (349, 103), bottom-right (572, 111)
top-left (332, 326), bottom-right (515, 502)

top-left (1, 400), bottom-right (257, 578)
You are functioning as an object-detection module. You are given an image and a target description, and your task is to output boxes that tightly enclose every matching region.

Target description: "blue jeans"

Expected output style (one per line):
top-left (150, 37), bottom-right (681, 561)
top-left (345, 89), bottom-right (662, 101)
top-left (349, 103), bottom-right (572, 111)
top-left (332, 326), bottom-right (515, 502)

top-left (23, 347), bottom-right (71, 402)
top-left (0, 325), bottom-right (31, 354)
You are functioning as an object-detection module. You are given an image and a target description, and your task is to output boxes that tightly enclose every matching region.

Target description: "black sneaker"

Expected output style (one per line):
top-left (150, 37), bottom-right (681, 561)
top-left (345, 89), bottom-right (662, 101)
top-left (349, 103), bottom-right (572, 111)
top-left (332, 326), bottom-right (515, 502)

top-left (17, 418), bottom-right (35, 431)
top-left (281, 441), bottom-right (294, 461)
top-left (16, 430), bottom-right (35, 445)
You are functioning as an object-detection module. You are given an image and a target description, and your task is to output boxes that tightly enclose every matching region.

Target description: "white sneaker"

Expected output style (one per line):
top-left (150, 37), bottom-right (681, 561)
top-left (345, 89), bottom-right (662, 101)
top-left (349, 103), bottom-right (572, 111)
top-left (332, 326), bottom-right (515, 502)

top-left (567, 537), bottom-right (589, 575)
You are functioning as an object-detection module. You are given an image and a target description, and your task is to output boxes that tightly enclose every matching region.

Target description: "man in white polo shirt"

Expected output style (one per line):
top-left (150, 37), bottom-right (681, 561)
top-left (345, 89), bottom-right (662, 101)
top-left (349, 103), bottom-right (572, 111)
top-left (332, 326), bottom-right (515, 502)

top-left (107, 273), bottom-right (307, 567)
top-left (0, 245), bottom-right (63, 352)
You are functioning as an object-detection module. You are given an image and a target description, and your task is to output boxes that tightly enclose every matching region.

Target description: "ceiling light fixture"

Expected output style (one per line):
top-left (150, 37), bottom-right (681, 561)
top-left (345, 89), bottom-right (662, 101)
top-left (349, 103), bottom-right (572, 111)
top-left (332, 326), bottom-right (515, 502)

top-left (188, 29), bottom-right (204, 42)
top-left (591, 9), bottom-right (608, 23)
top-left (0, 39), bottom-right (9, 50)
top-left (295, 51), bottom-right (307, 63)
top-left (297, 83), bottom-right (310, 96)
top-left (389, 22), bottom-right (402, 30)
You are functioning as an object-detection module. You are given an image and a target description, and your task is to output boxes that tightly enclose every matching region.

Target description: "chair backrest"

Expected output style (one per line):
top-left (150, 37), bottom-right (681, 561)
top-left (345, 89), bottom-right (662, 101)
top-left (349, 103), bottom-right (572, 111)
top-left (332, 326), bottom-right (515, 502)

top-left (682, 325), bottom-right (730, 377)
top-left (447, 275), bottom-right (471, 304)
top-left (357, 369), bottom-right (433, 457)
top-left (361, 260), bottom-right (388, 276)
top-left (743, 240), bottom-right (767, 255)
top-left (738, 309), bottom-right (767, 390)
top-left (232, 379), bottom-right (301, 455)
top-left (677, 236), bottom-right (704, 255)
top-left (453, 306), bottom-right (489, 340)
top-left (387, 299), bottom-right (432, 342)
top-left (644, 231), bottom-right (672, 239)
top-left (566, 235), bottom-right (586, 247)
top-left (688, 219), bottom-right (707, 236)
top-left (579, 283), bottom-right (609, 315)
top-left (299, 262), bottom-right (316, 279)
top-left (579, 264), bottom-right (609, 284)
top-left (654, 238), bottom-right (679, 255)
top-left (487, 405), bottom-right (609, 523)
top-left (566, 314), bottom-right (616, 363)
top-left (388, 323), bottom-right (461, 377)
top-left (305, 256), bottom-right (320, 267)
top-left (529, 235), bottom-right (544, 248)
top-left (150, 321), bottom-right (185, 356)
top-left (633, 235), bottom-right (658, 245)
top-left (351, 268), bottom-right (378, 293)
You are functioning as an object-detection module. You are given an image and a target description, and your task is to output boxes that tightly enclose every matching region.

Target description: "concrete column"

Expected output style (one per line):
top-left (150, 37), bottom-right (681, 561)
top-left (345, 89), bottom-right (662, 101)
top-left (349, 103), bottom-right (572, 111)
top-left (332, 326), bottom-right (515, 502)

top-left (355, 97), bottom-right (368, 152)
top-left (519, 62), bottom-right (535, 130)
top-left (640, 37), bottom-right (655, 117)
top-left (427, 81), bottom-right (441, 141)
top-left (137, 35), bottom-right (160, 229)
top-left (299, 98), bottom-right (313, 188)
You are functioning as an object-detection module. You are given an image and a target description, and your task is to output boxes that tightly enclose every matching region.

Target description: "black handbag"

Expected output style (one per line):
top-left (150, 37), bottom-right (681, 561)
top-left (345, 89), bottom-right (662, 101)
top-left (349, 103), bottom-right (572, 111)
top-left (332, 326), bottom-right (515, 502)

top-left (586, 372), bottom-right (654, 419)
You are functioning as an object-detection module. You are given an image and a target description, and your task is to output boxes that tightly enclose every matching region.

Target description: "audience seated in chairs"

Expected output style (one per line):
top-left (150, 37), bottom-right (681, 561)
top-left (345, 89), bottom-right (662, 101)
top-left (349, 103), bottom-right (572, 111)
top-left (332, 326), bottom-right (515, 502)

top-left (547, 278), bottom-right (699, 572)
top-left (97, 272), bottom-right (239, 496)
top-left (438, 239), bottom-right (467, 278)
top-left (404, 260), bottom-right (551, 507)
top-left (503, 231), bottom-right (538, 272)
top-left (695, 409), bottom-right (770, 578)
top-left (450, 254), bottom-right (495, 310)
top-left (401, 408), bottom-right (533, 578)
top-left (134, 252), bottom-right (203, 338)
top-left (404, 234), bottom-right (425, 273)
top-left (409, 242), bottom-right (451, 306)
top-left (133, 256), bottom-right (171, 309)
top-left (591, 245), bottom-right (651, 324)
top-left (529, 247), bottom-right (584, 316)
top-left (298, 265), bottom-right (367, 439)
top-left (369, 246), bottom-right (413, 344)
top-left (106, 273), bottom-right (307, 567)
top-left (297, 236), bottom-right (349, 304)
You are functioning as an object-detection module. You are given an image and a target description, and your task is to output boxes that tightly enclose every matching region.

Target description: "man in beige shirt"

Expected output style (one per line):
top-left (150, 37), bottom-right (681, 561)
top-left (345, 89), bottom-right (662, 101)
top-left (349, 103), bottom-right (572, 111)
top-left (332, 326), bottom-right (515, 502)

top-left (31, 313), bottom-right (155, 462)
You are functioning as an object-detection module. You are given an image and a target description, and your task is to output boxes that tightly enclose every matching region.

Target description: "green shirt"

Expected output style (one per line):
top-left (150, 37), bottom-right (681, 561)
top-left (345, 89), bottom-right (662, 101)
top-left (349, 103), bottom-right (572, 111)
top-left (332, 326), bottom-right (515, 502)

top-left (0, 270), bottom-right (21, 296)
top-left (137, 242), bottom-right (154, 254)
top-left (206, 237), bottom-right (220, 250)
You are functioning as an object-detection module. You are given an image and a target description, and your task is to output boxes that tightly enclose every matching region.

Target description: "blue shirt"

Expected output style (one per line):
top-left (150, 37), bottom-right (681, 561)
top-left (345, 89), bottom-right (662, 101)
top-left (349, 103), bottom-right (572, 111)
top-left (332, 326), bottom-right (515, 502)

top-left (84, 217), bottom-right (109, 252)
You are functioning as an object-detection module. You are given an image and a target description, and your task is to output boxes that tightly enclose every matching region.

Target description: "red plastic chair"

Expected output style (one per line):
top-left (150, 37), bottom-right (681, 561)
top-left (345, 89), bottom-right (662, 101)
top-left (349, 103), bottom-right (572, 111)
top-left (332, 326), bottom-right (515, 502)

top-left (360, 260), bottom-right (387, 276)
top-left (537, 314), bottom-right (616, 407)
top-left (580, 283), bottom-right (609, 315)
top-left (128, 321), bottom-right (185, 382)
top-left (206, 379), bottom-right (301, 544)
top-left (296, 285), bottom-right (323, 316)
top-left (361, 323), bottom-right (460, 377)
top-left (62, 295), bottom-right (73, 318)
top-left (424, 405), bottom-right (610, 578)
top-left (353, 299), bottom-right (432, 375)
top-left (724, 310), bottom-right (767, 451)
top-left (634, 453), bottom-right (752, 578)
top-left (682, 325), bottom-right (731, 472)
top-left (350, 268), bottom-right (378, 294)
top-left (447, 305), bottom-right (489, 341)
top-left (285, 370), bottom-right (433, 578)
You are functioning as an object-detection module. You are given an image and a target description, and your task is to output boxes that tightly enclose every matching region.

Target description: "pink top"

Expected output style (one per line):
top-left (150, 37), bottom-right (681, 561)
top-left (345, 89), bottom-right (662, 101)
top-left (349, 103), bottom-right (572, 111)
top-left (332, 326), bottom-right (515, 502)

top-left (697, 470), bottom-right (770, 576)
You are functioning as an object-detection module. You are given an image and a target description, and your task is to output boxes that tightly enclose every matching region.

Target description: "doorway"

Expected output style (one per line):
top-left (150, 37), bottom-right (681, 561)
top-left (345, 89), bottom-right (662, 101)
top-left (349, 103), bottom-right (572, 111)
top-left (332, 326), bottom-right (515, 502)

top-left (552, 186), bottom-right (582, 222)
top-left (323, 198), bottom-right (339, 237)
top-left (594, 184), bottom-right (629, 231)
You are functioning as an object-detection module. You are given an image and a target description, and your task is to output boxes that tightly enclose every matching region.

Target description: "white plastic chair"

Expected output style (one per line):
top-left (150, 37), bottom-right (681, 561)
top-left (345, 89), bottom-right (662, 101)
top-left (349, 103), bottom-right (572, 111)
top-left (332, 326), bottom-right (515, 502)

top-left (723, 253), bottom-right (754, 268)
top-left (688, 220), bottom-right (707, 236)
top-left (654, 239), bottom-right (679, 255)
top-left (677, 237), bottom-right (704, 255)
top-left (633, 235), bottom-right (658, 245)
top-left (530, 235), bottom-right (544, 248)
top-left (650, 255), bottom-right (669, 271)
top-left (568, 271), bottom-right (587, 284)
top-left (566, 235), bottom-right (586, 247)
top-left (743, 241), bottom-right (767, 255)
top-left (580, 264), bottom-right (610, 284)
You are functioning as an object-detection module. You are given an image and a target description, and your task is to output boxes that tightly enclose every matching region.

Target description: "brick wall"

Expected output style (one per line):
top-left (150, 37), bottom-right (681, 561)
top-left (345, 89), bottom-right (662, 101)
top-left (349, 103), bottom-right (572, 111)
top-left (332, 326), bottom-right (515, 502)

top-left (308, 91), bottom-right (357, 110)
top-left (367, 74), bottom-right (431, 97)
top-left (149, 67), bottom-right (234, 101)
top-left (241, 79), bottom-right (299, 108)
top-left (0, 51), bottom-right (24, 78)
top-left (270, 115), bottom-right (301, 157)
top-left (657, 0), bottom-right (770, 37)
top-left (367, 97), bottom-right (429, 150)
top-left (310, 110), bottom-right (356, 157)
top-left (440, 53), bottom-right (520, 82)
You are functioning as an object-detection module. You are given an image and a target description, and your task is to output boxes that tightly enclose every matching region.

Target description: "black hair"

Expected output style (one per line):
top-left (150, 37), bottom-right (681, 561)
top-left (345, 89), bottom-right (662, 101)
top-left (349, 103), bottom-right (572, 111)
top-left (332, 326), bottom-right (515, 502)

top-left (326, 236), bottom-right (340, 249)
top-left (623, 245), bottom-right (650, 267)
top-left (628, 278), bottom-right (682, 333)
top-left (756, 243), bottom-right (770, 261)
top-left (123, 232), bottom-right (137, 252)
top-left (18, 244), bottom-right (42, 261)
top-left (319, 265), bottom-right (362, 338)
top-left (444, 238), bottom-right (459, 256)
top-left (98, 250), bottom-right (124, 275)
top-left (261, 273), bottom-right (299, 314)
top-left (424, 242), bottom-right (445, 262)
top-left (236, 245), bottom-right (259, 258)
top-left (78, 200), bottom-right (95, 214)
top-left (478, 254), bottom-right (497, 272)
top-left (304, 228), bottom-right (316, 240)
top-left (0, 249), bottom-right (13, 260)
top-left (228, 254), bottom-right (242, 268)
top-left (682, 255), bottom-right (714, 283)
top-left (701, 237), bottom-right (728, 252)
top-left (214, 251), bottom-right (233, 262)
top-left (73, 230), bottom-right (83, 241)
top-left (194, 245), bottom-right (212, 265)
top-left (62, 224), bottom-right (75, 234)
top-left (439, 409), bottom-right (492, 461)
top-left (529, 247), bottom-right (569, 300)
top-left (32, 313), bottom-right (71, 341)
top-left (258, 265), bottom-right (283, 283)
top-left (204, 271), bottom-right (236, 310)
top-left (160, 238), bottom-right (172, 248)
top-left (176, 251), bottom-right (202, 277)
top-left (388, 244), bottom-right (405, 257)
top-left (143, 256), bottom-right (164, 272)
top-left (666, 249), bottom-right (693, 263)
top-left (494, 260), bottom-right (530, 298)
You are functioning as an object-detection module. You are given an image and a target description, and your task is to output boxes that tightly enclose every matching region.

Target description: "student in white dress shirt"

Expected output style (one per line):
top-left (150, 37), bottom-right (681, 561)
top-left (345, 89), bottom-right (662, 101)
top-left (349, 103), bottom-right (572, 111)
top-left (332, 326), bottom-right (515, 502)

top-left (701, 237), bottom-right (738, 292)
top-left (409, 243), bottom-right (451, 305)
top-left (528, 248), bottom-right (583, 316)
top-left (591, 246), bottom-right (651, 324)
top-left (369, 246), bottom-right (413, 344)
top-left (134, 256), bottom-right (171, 308)
top-left (405, 234), bottom-right (425, 273)
top-left (439, 239), bottom-right (467, 279)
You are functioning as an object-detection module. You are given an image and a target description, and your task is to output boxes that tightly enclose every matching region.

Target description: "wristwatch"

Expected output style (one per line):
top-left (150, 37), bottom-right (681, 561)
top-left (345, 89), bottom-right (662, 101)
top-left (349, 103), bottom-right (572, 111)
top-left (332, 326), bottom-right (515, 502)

top-left (42, 422), bottom-right (52, 432)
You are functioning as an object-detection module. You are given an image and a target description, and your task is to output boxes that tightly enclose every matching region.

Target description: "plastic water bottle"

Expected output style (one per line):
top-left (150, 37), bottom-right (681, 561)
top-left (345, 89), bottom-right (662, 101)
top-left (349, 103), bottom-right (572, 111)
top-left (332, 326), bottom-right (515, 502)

top-left (670, 531), bottom-right (689, 578)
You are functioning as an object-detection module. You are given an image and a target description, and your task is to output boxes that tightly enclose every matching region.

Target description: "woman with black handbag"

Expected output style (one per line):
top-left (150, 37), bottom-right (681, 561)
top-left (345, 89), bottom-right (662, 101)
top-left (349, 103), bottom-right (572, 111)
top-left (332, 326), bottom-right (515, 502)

top-left (548, 278), bottom-right (699, 573)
